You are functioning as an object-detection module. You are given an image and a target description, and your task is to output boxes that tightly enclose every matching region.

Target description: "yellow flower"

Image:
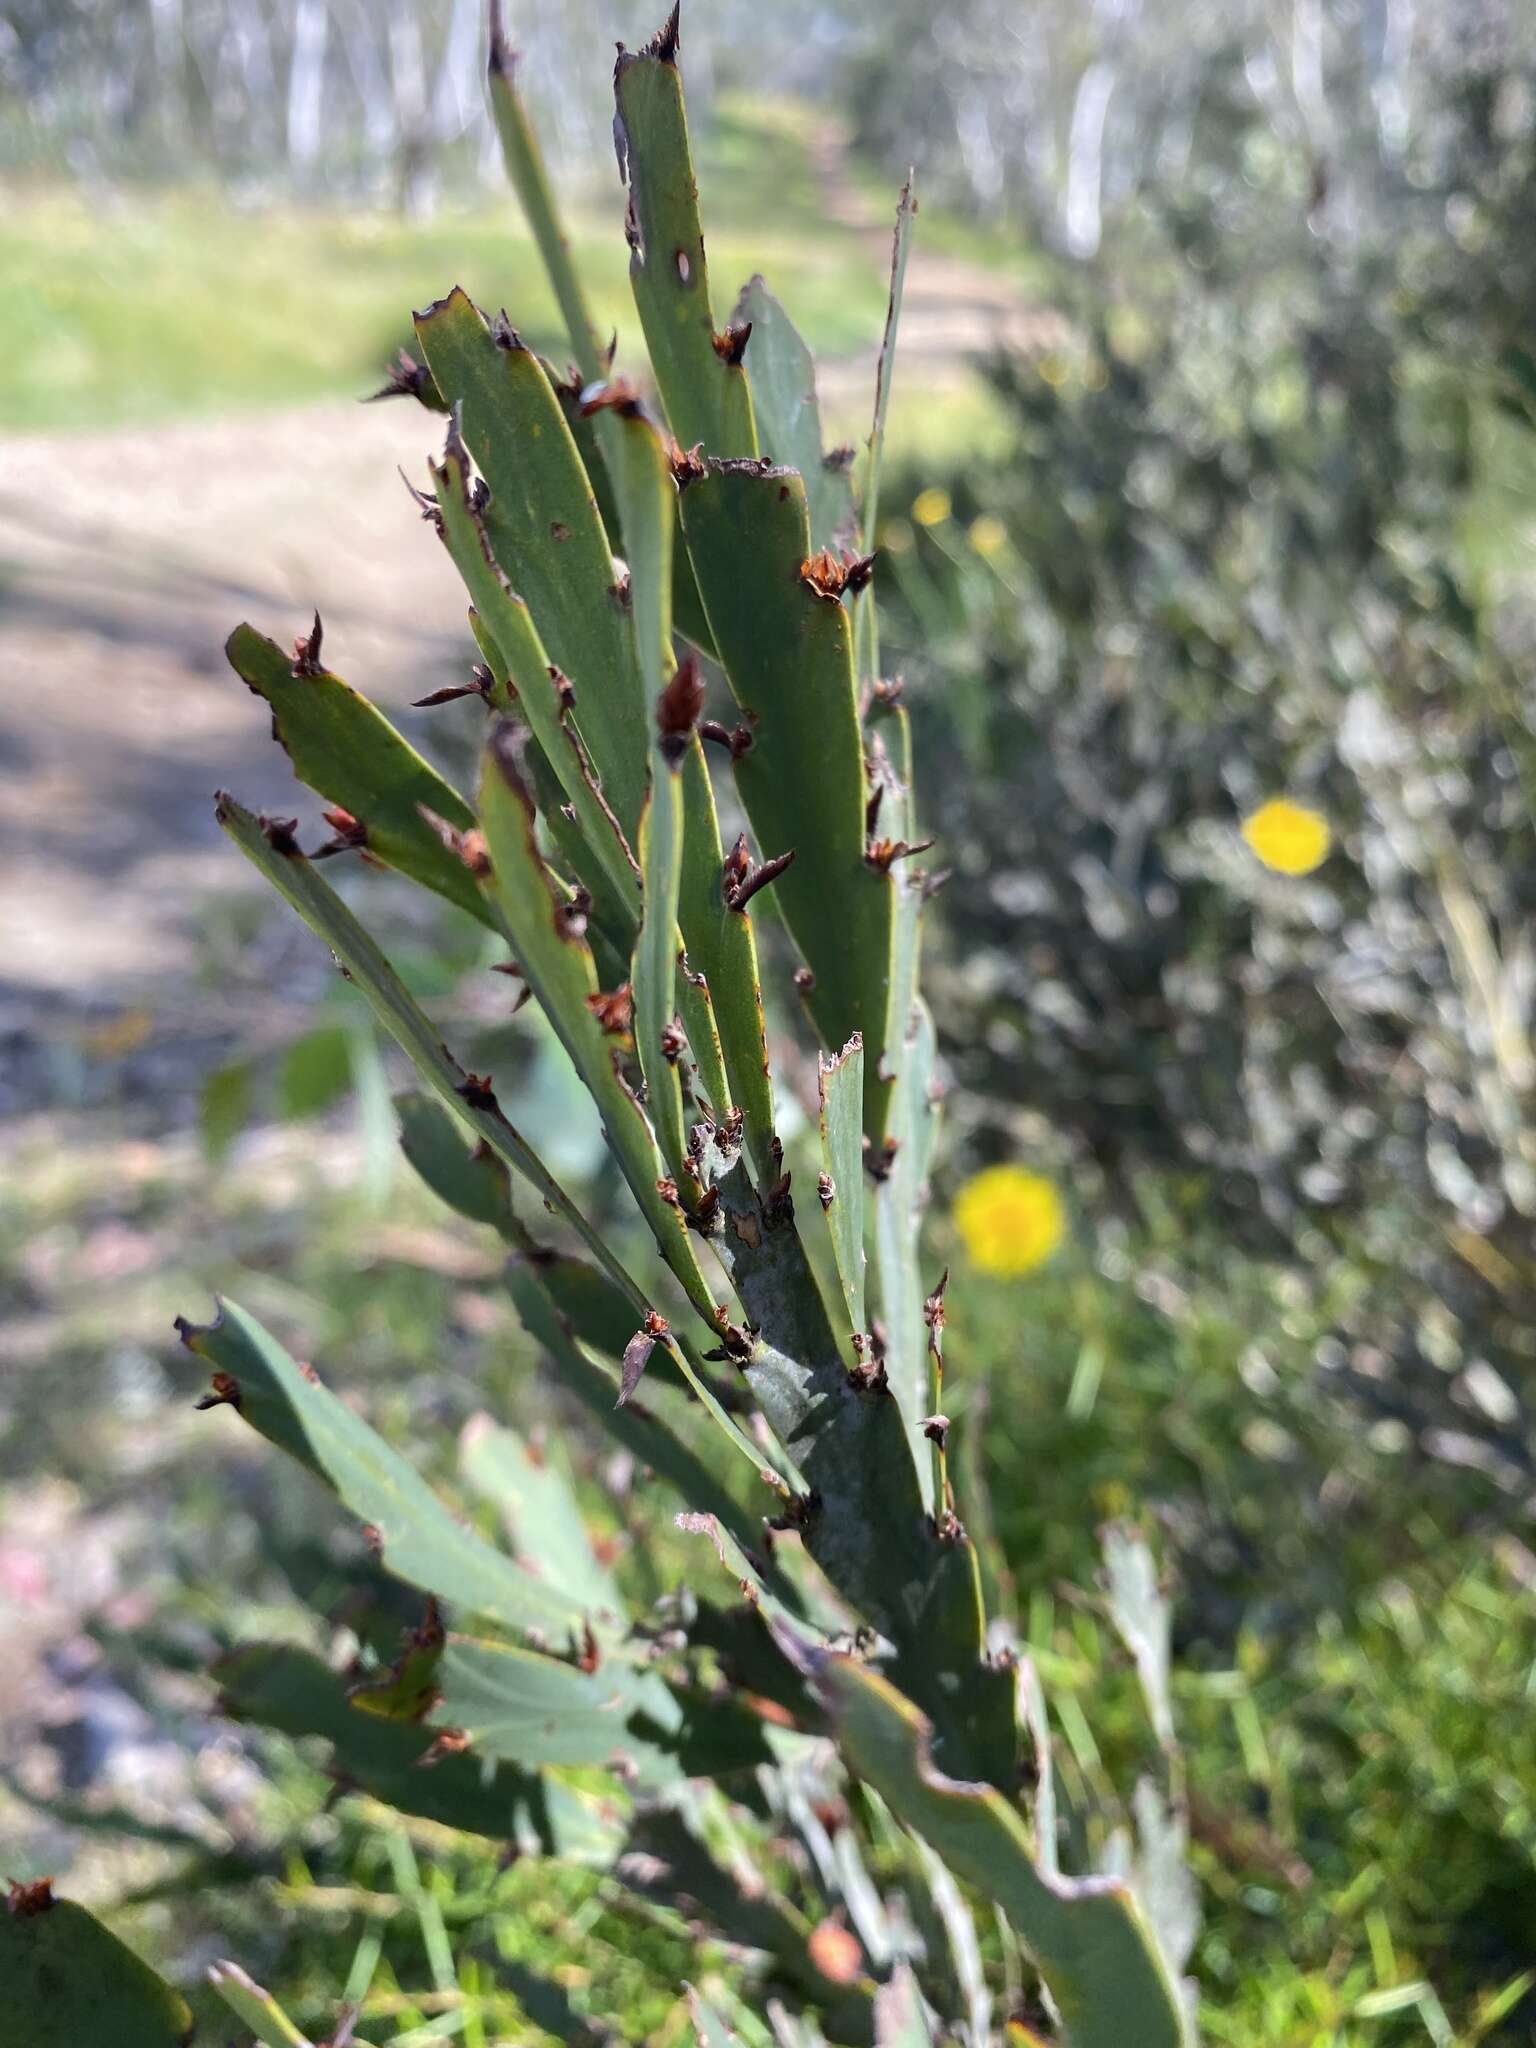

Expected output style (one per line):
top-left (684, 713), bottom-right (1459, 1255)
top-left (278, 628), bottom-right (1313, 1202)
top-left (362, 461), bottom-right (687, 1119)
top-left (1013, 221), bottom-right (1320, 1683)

top-left (910, 486), bottom-right (952, 527)
top-left (1241, 798), bottom-right (1331, 877)
top-left (968, 513), bottom-right (1009, 559)
top-left (954, 1165), bottom-right (1066, 1278)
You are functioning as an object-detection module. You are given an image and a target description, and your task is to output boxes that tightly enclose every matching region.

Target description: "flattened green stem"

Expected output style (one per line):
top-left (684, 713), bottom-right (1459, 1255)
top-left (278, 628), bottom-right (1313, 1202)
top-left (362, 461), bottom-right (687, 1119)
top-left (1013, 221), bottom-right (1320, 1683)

top-left (816, 1656), bottom-right (1191, 2048)
top-left (855, 173), bottom-right (916, 689)
top-left (207, 1962), bottom-right (314, 2048)
top-left (226, 621), bottom-right (491, 928)
top-left (818, 1031), bottom-right (867, 1338)
top-left (677, 732), bottom-right (777, 1181)
top-left (476, 725), bottom-right (726, 1331)
top-left (734, 274), bottom-right (857, 553)
top-left (178, 1298), bottom-right (598, 1639)
top-left (431, 430), bottom-right (641, 918)
top-left (414, 289), bottom-right (649, 843)
top-left (487, 10), bottom-right (606, 385)
top-left (678, 457), bottom-right (894, 1139)
top-left (215, 793), bottom-right (641, 1311)
top-left (633, 752), bottom-right (691, 1187)
top-left (695, 1144), bottom-right (1010, 1775)
top-left (614, 11), bottom-right (757, 457)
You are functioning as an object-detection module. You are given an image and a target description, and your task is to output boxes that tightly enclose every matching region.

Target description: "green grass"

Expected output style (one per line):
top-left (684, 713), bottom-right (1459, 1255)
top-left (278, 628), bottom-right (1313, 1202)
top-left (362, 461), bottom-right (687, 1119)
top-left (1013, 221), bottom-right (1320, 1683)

top-left (0, 96), bottom-right (1026, 441)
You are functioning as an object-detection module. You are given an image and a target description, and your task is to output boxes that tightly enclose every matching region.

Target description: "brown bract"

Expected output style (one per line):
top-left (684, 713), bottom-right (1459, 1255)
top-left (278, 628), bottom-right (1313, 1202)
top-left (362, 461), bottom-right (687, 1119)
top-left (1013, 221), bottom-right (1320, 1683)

top-left (799, 548), bottom-right (876, 603)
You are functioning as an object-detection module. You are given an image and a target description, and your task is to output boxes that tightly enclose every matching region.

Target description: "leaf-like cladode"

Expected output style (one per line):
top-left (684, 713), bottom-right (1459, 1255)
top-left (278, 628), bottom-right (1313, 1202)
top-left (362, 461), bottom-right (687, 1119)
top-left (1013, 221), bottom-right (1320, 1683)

top-left (815, 1656), bottom-right (1191, 2048)
top-left (476, 724), bottom-right (725, 1329)
top-left (227, 621), bottom-right (491, 926)
top-left (214, 1640), bottom-right (618, 1857)
top-left (0, 1890), bottom-right (195, 2048)
top-left (613, 14), bottom-right (757, 459)
top-left (215, 792), bottom-right (644, 1305)
top-left (677, 459), bottom-right (895, 1139)
top-left (430, 1632), bottom-right (772, 1792)
top-left (734, 274), bottom-right (856, 554)
top-left (818, 1032), bottom-right (867, 1337)
top-left (414, 287), bottom-right (649, 843)
top-left (178, 1297), bottom-right (609, 1640)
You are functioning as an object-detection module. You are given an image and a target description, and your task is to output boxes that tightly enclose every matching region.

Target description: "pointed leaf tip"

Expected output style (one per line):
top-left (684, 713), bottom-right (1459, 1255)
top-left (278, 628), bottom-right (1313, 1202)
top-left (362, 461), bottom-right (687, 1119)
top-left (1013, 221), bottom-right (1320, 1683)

top-left (647, 1), bottom-right (682, 64)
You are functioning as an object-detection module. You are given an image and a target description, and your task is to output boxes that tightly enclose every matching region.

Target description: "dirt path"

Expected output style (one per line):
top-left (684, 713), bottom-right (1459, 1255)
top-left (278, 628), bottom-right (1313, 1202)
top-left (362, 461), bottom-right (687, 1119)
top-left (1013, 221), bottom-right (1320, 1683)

top-left (0, 165), bottom-right (1045, 1033)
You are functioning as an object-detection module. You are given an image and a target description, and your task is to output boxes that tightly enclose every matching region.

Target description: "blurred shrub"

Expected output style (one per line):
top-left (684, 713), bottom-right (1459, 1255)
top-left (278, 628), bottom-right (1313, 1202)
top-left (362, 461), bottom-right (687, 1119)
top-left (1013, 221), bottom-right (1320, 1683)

top-left (883, 48), bottom-right (1536, 1486)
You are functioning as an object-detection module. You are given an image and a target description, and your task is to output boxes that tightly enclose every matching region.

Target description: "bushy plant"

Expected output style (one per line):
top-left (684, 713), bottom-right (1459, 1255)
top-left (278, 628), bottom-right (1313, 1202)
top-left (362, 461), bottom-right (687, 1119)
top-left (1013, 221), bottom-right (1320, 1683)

top-left (5, 10), bottom-right (1201, 2044)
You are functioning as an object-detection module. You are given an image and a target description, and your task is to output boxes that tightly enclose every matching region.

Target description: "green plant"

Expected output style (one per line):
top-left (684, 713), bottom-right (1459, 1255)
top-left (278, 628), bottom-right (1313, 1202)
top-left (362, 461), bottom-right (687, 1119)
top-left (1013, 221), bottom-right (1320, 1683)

top-left (57, 8), bottom-right (1204, 2042)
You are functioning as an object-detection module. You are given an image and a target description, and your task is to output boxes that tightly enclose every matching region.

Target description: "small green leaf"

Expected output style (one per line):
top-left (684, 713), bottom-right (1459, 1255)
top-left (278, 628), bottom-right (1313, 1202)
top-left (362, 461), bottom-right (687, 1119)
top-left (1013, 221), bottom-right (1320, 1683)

top-left (395, 1091), bottom-right (515, 1235)
top-left (277, 1022), bottom-right (353, 1121)
top-left (199, 1056), bottom-right (252, 1163)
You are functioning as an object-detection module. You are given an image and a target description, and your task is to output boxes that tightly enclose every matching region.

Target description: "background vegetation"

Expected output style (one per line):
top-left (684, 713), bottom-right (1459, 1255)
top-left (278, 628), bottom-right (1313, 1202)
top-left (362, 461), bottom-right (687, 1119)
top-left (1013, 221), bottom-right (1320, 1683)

top-left (4, 0), bottom-right (1536, 2042)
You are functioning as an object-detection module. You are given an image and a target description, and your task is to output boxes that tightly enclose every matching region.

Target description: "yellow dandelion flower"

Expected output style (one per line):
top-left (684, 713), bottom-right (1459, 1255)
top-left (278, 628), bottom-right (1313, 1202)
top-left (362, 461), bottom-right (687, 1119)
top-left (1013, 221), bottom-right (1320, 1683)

top-left (968, 513), bottom-right (1009, 559)
top-left (911, 486), bottom-right (952, 527)
top-left (1241, 798), bottom-right (1331, 877)
top-left (953, 1165), bottom-right (1066, 1278)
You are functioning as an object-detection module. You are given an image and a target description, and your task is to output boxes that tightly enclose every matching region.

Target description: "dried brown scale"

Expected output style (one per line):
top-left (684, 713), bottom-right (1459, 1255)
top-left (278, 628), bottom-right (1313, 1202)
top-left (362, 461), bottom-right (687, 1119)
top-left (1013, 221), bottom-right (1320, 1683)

top-left (6, 1878), bottom-right (55, 1919)
top-left (655, 654), bottom-right (704, 758)
top-left (723, 842), bottom-right (796, 913)
top-left (555, 887), bottom-right (591, 940)
top-left (290, 610), bottom-right (325, 676)
top-left (862, 1133), bottom-right (899, 1182)
top-left (711, 321), bottom-right (752, 366)
top-left (418, 1728), bottom-right (471, 1767)
top-left (585, 984), bottom-right (635, 1036)
top-left (698, 716), bottom-right (755, 758)
top-left (923, 1414), bottom-right (951, 1448)
top-left (659, 1018), bottom-right (686, 1062)
top-left (455, 1073), bottom-right (499, 1112)
top-left (865, 836), bottom-right (935, 873)
top-left (194, 1370), bottom-right (242, 1412)
top-left (579, 376), bottom-right (645, 419)
top-left (412, 679), bottom-right (487, 708)
top-left (367, 348), bottom-right (441, 409)
top-left (312, 804), bottom-right (368, 861)
top-left (257, 813), bottom-right (302, 857)
top-left (485, 0), bottom-right (514, 76)
top-left (799, 547), bottom-right (877, 603)
top-left (817, 1171), bottom-right (835, 1210)
top-left (669, 442), bottom-right (708, 489)
top-left (792, 965), bottom-right (816, 996)
top-left (490, 309), bottom-right (527, 353)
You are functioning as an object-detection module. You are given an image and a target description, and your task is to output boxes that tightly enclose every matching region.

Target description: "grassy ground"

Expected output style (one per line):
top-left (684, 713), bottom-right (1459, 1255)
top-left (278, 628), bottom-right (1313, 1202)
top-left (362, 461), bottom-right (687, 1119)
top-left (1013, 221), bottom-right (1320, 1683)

top-left (2, 97), bottom-right (1035, 442)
